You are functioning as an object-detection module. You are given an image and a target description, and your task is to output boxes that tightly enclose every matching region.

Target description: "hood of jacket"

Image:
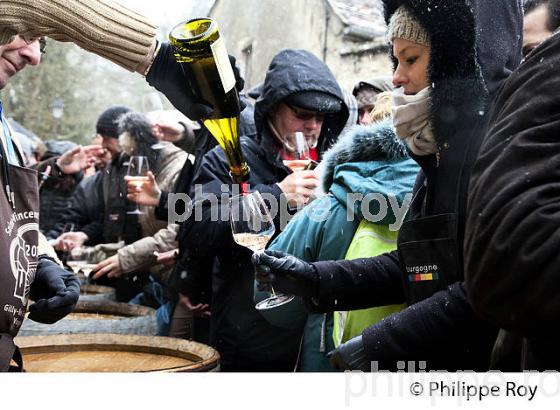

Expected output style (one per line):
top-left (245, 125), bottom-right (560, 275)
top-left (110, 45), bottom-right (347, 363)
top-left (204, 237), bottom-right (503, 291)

top-left (353, 77), bottom-right (394, 95)
top-left (254, 49), bottom-right (349, 155)
top-left (321, 120), bottom-right (419, 224)
top-left (382, 0), bottom-right (522, 149)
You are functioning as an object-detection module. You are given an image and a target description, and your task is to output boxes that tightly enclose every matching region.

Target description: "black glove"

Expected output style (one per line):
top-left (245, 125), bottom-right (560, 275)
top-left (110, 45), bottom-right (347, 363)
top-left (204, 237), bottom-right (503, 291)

top-left (251, 250), bottom-right (319, 298)
top-left (146, 42), bottom-right (245, 120)
top-left (328, 335), bottom-right (371, 372)
top-left (28, 257), bottom-right (80, 324)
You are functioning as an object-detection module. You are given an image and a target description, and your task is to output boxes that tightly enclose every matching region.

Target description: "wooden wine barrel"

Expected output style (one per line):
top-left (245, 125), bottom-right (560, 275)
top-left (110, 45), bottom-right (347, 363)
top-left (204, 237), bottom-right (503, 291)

top-left (19, 300), bottom-right (158, 336)
top-left (14, 333), bottom-right (220, 372)
top-left (79, 284), bottom-right (117, 303)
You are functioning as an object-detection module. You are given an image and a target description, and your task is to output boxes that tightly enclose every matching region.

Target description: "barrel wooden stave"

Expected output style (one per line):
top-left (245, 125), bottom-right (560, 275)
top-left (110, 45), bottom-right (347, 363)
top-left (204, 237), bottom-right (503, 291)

top-left (15, 333), bottom-right (220, 372)
top-left (19, 301), bottom-right (158, 336)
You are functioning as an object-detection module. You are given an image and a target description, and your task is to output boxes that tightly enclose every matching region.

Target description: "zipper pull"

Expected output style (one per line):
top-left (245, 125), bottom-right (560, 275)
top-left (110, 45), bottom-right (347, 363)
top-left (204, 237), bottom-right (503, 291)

top-left (437, 143), bottom-right (450, 168)
top-left (6, 184), bottom-right (14, 209)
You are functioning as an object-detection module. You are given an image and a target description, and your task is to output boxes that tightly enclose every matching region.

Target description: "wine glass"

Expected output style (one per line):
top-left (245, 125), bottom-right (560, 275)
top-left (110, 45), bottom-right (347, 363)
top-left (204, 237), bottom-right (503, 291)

top-left (281, 132), bottom-right (312, 172)
top-left (67, 247), bottom-right (87, 281)
top-left (67, 247), bottom-right (95, 284)
top-left (229, 191), bottom-right (295, 310)
top-left (144, 93), bottom-right (170, 150)
top-left (126, 156), bottom-right (150, 215)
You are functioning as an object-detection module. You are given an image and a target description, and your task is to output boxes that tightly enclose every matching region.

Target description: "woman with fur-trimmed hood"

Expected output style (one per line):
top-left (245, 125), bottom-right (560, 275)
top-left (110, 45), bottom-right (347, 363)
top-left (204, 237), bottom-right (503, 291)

top-left (253, 0), bottom-right (523, 371)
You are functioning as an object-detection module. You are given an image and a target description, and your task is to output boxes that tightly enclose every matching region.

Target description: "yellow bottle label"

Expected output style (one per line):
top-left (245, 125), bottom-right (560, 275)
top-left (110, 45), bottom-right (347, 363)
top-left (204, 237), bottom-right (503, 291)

top-left (211, 37), bottom-right (236, 94)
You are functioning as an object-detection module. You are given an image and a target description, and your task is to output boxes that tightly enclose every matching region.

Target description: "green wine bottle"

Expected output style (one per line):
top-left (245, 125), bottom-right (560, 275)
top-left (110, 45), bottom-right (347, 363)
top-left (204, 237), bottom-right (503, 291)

top-left (169, 18), bottom-right (250, 184)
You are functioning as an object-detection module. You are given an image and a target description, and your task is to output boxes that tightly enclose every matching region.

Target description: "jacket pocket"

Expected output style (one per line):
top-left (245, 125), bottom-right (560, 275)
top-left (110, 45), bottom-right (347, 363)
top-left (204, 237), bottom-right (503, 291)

top-left (398, 237), bottom-right (460, 305)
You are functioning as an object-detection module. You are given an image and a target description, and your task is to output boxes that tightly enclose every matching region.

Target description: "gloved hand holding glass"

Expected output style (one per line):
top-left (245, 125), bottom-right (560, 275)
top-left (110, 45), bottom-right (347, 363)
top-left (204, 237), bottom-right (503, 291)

top-left (230, 192), bottom-right (294, 309)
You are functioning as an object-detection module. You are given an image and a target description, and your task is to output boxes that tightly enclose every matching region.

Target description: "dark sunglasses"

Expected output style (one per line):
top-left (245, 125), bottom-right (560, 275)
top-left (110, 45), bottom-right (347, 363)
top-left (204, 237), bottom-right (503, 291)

top-left (286, 104), bottom-right (325, 122)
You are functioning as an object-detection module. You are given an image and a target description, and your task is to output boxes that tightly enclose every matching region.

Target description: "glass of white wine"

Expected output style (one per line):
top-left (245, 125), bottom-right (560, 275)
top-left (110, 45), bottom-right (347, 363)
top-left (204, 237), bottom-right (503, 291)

top-left (229, 191), bottom-right (295, 310)
top-left (126, 156), bottom-right (150, 215)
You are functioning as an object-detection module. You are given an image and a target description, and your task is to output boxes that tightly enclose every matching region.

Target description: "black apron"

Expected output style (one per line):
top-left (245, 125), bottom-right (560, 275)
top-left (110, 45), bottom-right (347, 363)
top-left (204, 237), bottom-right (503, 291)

top-left (396, 150), bottom-right (465, 306)
top-left (0, 160), bottom-right (39, 372)
top-left (397, 211), bottom-right (460, 305)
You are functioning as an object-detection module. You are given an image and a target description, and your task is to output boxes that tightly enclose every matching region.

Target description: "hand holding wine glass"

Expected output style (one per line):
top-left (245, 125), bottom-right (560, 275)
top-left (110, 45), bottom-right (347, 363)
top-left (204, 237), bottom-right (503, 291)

top-left (276, 170), bottom-right (319, 209)
top-left (125, 170), bottom-right (161, 206)
top-left (252, 250), bottom-right (319, 298)
top-left (125, 156), bottom-right (150, 215)
top-left (229, 191), bottom-right (295, 310)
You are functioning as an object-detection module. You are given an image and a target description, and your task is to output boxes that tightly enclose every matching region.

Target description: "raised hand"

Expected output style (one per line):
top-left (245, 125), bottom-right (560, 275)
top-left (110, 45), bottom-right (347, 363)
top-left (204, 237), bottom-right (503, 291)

top-left (125, 171), bottom-right (161, 206)
top-left (56, 144), bottom-right (104, 175)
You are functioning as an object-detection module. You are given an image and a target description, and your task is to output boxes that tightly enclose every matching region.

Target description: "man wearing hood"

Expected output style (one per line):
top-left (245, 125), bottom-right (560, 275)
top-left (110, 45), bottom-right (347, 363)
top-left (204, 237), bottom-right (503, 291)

top-left (180, 49), bottom-right (348, 371)
top-left (254, 0), bottom-right (523, 371)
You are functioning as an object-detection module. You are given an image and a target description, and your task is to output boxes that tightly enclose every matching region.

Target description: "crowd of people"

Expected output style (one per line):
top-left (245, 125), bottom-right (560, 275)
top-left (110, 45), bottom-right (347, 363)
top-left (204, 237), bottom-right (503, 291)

top-left (0, 0), bottom-right (558, 372)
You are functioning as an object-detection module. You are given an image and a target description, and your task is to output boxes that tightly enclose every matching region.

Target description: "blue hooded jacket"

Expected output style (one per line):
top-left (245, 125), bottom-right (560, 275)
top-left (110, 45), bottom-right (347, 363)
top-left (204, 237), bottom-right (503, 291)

top-left (268, 120), bottom-right (418, 370)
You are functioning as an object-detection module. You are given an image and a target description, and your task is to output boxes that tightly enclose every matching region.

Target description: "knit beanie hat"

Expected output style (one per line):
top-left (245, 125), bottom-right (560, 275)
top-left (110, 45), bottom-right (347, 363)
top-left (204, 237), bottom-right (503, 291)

top-left (96, 105), bottom-right (132, 138)
top-left (387, 6), bottom-right (430, 46)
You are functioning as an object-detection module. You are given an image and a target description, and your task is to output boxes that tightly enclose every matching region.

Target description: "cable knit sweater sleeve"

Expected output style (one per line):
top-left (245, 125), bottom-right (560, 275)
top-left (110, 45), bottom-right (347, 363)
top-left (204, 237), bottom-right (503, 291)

top-left (0, 0), bottom-right (156, 72)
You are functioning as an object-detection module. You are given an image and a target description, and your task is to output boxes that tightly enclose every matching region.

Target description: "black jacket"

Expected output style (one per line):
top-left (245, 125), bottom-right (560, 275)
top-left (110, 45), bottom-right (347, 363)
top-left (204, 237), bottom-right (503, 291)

top-left (183, 49), bottom-right (349, 371)
top-left (47, 155), bottom-right (141, 246)
top-left (162, 98), bottom-right (256, 317)
top-left (155, 95), bottom-right (257, 221)
top-left (35, 156), bottom-right (83, 235)
top-left (304, 0), bottom-right (523, 371)
top-left (465, 33), bottom-right (560, 371)
top-left (46, 171), bottom-right (104, 243)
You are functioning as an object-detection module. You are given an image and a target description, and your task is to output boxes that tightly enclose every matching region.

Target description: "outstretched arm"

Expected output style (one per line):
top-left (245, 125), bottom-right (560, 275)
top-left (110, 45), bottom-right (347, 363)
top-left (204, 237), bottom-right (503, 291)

top-left (0, 0), bottom-right (156, 72)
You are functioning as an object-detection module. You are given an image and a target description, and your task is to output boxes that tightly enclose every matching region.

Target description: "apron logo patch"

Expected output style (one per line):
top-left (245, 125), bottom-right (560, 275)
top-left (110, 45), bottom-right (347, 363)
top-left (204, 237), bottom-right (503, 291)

top-left (10, 223), bottom-right (39, 304)
top-left (406, 264), bottom-right (439, 282)
top-left (408, 272), bottom-right (439, 282)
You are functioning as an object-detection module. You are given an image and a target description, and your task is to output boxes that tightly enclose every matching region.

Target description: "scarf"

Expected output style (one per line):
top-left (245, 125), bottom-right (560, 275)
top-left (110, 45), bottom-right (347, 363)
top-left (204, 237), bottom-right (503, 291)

top-left (392, 87), bottom-right (438, 156)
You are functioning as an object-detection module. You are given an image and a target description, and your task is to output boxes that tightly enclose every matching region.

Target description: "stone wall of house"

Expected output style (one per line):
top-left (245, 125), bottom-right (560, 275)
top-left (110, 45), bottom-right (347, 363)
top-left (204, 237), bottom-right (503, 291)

top-left (210, 0), bottom-right (392, 94)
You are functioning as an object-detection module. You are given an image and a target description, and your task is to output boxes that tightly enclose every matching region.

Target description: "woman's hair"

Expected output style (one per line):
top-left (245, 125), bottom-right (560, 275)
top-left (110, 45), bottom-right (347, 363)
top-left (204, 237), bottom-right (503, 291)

top-left (118, 111), bottom-right (160, 169)
top-left (368, 91), bottom-right (393, 123)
